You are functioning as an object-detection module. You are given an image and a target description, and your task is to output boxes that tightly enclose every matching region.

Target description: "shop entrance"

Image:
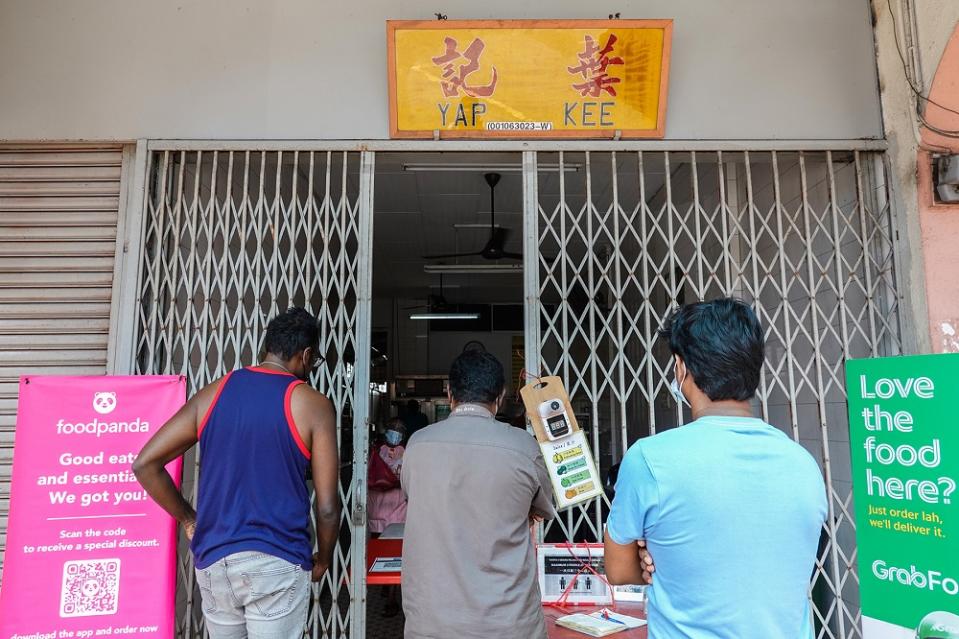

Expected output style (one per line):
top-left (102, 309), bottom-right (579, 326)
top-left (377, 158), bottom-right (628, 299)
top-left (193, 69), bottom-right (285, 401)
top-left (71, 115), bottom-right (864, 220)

top-left (131, 144), bottom-right (902, 639)
top-left (369, 152), bottom-right (528, 433)
top-left (366, 153), bottom-right (526, 634)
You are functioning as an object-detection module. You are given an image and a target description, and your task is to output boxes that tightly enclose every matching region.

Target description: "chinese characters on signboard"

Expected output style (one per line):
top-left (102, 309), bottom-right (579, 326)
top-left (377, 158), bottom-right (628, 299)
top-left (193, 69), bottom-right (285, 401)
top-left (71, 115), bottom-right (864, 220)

top-left (568, 34), bottom-right (624, 98)
top-left (388, 20), bottom-right (672, 138)
top-left (432, 36), bottom-right (499, 98)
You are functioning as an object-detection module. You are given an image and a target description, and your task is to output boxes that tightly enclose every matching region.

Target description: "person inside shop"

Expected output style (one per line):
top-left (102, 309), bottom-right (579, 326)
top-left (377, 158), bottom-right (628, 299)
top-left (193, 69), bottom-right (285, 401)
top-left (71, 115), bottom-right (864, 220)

top-left (367, 417), bottom-right (408, 616)
top-left (401, 399), bottom-right (429, 442)
top-left (604, 298), bottom-right (827, 638)
top-left (133, 307), bottom-right (340, 639)
top-left (368, 417), bottom-right (408, 534)
top-left (401, 350), bottom-right (555, 639)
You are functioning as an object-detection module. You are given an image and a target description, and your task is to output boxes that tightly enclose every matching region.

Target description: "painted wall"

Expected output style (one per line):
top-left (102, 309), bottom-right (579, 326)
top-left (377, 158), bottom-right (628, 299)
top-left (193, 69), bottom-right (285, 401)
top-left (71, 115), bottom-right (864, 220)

top-left (918, 26), bottom-right (959, 353)
top-left (873, 1), bottom-right (959, 354)
top-left (0, 0), bottom-right (882, 141)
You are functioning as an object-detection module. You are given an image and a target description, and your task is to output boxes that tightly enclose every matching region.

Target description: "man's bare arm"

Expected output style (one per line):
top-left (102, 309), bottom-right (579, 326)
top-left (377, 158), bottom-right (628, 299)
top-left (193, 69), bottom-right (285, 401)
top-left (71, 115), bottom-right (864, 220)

top-left (296, 387), bottom-right (339, 582)
top-left (132, 382), bottom-right (218, 537)
top-left (604, 530), bottom-right (655, 585)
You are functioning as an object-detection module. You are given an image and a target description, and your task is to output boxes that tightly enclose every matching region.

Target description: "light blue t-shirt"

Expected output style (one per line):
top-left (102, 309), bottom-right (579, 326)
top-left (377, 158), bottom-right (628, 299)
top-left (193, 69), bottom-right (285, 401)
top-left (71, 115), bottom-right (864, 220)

top-left (606, 416), bottom-right (827, 639)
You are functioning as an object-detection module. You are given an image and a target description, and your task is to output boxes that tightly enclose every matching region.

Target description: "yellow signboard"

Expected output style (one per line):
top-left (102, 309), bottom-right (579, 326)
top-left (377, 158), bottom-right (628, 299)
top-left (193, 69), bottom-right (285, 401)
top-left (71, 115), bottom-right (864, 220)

top-left (387, 19), bottom-right (672, 139)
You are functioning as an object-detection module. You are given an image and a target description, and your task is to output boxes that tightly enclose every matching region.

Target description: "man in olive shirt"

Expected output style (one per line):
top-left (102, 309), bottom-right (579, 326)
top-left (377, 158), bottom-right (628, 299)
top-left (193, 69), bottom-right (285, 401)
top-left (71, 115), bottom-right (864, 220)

top-left (401, 350), bottom-right (555, 639)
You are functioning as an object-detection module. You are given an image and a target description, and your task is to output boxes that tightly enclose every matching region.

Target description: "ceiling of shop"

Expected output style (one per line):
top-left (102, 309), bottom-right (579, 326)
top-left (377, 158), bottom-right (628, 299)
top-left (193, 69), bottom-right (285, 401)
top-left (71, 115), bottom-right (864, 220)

top-left (372, 152), bottom-right (668, 304)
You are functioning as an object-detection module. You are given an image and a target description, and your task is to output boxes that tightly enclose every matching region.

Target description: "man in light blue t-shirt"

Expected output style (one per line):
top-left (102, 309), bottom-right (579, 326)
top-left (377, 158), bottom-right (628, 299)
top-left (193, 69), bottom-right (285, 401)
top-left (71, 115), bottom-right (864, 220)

top-left (605, 299), bottom-right (827, 639)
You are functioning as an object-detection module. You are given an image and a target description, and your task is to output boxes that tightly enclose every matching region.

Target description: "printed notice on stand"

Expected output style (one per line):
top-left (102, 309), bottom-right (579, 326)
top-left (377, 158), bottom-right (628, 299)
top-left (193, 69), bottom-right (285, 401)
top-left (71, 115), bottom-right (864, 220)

top-left (0, 376), bottom-right (185, 639)
top-left (846, 354), bottom-right (959, 638)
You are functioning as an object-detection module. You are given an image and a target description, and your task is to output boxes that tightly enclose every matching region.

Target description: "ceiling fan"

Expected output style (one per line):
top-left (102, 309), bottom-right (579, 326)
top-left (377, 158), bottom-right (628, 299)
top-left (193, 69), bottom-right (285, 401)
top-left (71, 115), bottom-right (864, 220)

top-left (423, 172), bottom-right (522, 261)
top-left (403, 274), bottom-right (453, 312)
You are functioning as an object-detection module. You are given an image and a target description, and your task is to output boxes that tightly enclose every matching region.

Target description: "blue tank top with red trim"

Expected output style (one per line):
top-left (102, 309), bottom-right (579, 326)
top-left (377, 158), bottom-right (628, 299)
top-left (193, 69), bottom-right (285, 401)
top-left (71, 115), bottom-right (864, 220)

top-left (191, 366), bottom-right (313, 570)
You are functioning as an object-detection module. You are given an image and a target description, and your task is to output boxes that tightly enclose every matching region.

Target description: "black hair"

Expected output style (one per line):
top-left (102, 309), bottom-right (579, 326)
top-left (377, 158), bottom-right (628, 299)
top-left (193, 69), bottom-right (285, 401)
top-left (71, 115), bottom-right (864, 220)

top-left (658, 298), bottom-right (765, 401)
top-left (262, 307), bottom-right (319, 360)
top-left (406, 399), bottom-right (420, 412)
top-left (449, 350), bottom-right (505, 404)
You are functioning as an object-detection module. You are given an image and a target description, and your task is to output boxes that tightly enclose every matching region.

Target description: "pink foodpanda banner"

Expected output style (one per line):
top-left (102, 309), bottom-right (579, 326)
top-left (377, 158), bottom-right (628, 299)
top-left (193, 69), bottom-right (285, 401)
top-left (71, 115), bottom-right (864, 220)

top-left (0, 376), bottom-right (186, 639)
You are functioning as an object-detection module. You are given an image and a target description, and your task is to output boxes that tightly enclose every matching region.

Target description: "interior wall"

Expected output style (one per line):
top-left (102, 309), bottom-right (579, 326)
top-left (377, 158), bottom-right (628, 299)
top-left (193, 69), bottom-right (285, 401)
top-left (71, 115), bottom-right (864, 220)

top-left (373, 297), bottom-right (521, 385)
top-left (0, 0), bottom-right (882, 141)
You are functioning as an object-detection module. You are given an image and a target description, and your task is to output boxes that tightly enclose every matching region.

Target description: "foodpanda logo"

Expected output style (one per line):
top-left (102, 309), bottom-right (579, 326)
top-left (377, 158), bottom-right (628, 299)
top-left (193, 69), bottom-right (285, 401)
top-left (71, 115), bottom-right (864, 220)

top-left (92, 392), bottom-right (117, 415)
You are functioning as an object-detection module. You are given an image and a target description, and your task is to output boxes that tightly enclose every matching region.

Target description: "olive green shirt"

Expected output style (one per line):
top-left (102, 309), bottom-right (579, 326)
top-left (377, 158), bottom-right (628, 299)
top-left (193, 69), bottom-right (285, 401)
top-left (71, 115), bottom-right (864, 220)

top-left (401, 404), bottom-right (555, 639)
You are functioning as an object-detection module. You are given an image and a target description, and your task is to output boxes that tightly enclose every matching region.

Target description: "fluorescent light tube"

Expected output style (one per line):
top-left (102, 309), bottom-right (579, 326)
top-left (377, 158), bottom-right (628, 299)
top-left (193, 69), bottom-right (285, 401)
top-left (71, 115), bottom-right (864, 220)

top-left (409, 313), bottom-right (481, 320)
top-left (403, 163), bottom-right (579, 173)
top-left (423, 264), bottom-right (523, 274)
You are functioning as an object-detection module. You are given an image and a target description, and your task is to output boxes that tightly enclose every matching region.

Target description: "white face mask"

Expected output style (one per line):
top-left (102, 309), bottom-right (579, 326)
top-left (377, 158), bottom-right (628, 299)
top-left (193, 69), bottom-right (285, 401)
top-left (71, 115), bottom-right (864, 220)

top-left (669, 360), bottom-right (690, 407)
top-left (385, 430), bottom-right (403, 446)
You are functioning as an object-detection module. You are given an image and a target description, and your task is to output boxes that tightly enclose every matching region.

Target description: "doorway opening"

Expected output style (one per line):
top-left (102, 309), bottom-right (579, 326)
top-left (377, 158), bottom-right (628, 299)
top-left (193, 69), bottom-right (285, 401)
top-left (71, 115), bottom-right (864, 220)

top-left (366, 152), bottom-right (527, 633)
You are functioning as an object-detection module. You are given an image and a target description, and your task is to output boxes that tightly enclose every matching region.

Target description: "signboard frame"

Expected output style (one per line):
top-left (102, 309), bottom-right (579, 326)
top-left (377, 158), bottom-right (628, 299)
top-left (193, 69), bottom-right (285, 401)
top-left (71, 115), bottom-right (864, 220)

top-left (387, 19), bottom-right (673, 139)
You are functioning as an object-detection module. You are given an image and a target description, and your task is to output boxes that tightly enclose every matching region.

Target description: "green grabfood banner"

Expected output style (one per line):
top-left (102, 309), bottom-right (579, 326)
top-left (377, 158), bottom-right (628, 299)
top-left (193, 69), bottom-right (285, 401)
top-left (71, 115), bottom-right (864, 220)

top-left (846, 354), bottom-right (959, 638)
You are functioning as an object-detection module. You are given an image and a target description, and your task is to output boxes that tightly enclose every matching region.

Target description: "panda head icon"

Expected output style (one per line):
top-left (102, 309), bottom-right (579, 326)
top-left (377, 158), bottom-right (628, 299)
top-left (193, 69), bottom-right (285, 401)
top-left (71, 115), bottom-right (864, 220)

top-left (93, 392), bottom-right (117, 415)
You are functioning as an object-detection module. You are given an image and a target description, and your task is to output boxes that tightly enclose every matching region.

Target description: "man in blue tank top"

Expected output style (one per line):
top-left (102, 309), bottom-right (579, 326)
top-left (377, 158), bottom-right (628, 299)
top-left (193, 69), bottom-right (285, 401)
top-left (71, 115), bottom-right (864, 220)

top-left (604, 299), bottom-right (828, 638)
top-left (134, 308), bottom-right (339, 639)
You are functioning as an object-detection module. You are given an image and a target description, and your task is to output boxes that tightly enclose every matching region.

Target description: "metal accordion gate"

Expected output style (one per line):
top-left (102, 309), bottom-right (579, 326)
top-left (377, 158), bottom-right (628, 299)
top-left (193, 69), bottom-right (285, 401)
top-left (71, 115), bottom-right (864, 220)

top-left (129, 143), bottom-right (904, 639)
top-left (522, 149), bottom-right (904, 639)
top-left (130, 148), bottom-right (374, 639)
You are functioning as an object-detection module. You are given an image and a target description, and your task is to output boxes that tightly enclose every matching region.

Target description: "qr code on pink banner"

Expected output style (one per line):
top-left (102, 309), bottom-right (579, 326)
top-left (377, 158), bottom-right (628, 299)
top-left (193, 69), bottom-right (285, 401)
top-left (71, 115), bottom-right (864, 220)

top-left (60, 559), bottom-right (121, 617)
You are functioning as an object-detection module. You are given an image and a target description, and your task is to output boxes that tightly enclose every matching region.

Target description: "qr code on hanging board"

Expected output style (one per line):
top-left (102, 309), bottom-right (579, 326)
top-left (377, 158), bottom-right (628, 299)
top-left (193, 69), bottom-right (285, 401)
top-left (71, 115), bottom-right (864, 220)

top-left (60, 558), bottom-right (121, 617)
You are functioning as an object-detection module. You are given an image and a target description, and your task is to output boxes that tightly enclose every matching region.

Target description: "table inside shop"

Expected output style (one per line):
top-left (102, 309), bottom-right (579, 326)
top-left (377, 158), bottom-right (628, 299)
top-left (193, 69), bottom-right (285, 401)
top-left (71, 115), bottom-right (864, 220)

top-left (367, 532), bottom-right (403, 586)
top-left (366, 530), bottom-right (647, 637)
top-left (543, 602), bottom-right (648, 638)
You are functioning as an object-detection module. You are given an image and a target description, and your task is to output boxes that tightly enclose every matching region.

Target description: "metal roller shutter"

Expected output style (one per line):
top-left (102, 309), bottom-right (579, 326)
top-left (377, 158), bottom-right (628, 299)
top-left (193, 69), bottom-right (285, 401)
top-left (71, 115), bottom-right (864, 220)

top-left (0, 145), bottom-right (123, 575)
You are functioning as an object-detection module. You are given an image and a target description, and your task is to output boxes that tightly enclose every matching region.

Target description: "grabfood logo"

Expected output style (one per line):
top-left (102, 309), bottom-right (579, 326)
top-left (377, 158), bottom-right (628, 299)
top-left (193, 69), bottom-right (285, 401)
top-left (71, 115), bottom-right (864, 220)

top-left (93, 392), bottom-right (117, 415)
top-left (872, 560), bottom-right (959, 596)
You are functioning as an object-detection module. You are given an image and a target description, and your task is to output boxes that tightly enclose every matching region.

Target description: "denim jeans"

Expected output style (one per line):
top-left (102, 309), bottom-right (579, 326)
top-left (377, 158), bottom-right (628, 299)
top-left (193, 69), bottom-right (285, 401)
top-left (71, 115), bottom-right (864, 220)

top-left (196, 551), bottom-right (310, 639)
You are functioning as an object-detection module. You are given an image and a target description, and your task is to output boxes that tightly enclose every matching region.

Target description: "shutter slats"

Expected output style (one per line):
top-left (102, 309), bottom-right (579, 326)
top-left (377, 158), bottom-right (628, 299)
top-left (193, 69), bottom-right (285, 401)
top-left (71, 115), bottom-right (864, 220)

top-left (0, 240), bottom-right (118, 256)
top-left (0, 256), bottom-right (117, 272)
top-left (0, 271), bottom-right (114, 287)
top-left (0, 288), bottom-right (112, 303)
top-left (0, 333), bottom-right (108, 349)
top-left (0, 182), bottom-right (122, 197)
top-left (0, 210), bottom-right (118, 227)
top-left (0, 302), bottom-right (113, 318)
top-left (0, 225), bottom-right (117, 241)
top-left (0, 318), bottom-right (114, 334)
top-left (0, 196), bottom-right (121, 212)
top-left (0, 150), bottom-right (122, 167)
top-left (0, 145), bottom-right (122, 573)
top-left (0, 165), bottom-right (122, 181)
top-left (0, 364), bottom-right (108, 377)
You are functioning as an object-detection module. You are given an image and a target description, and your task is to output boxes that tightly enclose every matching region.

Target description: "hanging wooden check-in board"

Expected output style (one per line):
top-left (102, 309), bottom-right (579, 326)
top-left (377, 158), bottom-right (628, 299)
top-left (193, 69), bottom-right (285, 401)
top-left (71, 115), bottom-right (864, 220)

top-left (521, 376), bottom-right (604, 509)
